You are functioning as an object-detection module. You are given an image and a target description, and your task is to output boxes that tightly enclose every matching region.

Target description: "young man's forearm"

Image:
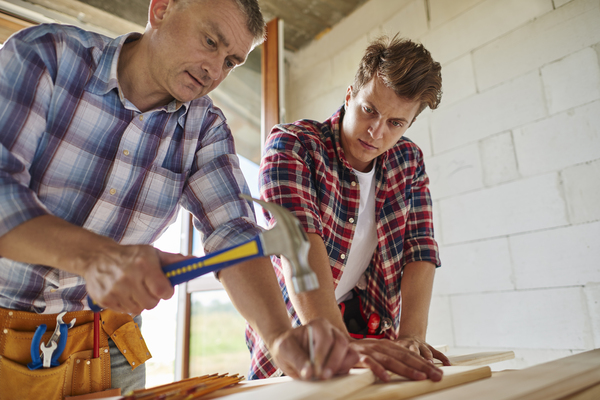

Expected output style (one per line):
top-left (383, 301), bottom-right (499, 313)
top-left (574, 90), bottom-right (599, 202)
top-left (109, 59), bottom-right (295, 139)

top-left (398, 261), bottom-right (436, 339)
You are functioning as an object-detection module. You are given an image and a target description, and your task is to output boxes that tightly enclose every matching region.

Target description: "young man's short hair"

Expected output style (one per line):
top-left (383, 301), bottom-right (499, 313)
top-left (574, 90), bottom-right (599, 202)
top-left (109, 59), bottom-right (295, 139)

top-left (352, 35), bottom-right (442, 116)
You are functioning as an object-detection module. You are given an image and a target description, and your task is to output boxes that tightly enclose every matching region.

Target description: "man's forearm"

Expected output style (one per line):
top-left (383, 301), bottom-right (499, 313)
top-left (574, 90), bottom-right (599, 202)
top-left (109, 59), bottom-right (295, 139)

top-left (0, 214), bottom-right (117, 275)
top-left (398, 261), bottom-right (436, 338)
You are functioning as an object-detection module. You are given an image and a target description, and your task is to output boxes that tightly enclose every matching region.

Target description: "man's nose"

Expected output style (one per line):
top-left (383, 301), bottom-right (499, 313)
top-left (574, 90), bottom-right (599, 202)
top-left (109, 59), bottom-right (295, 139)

top-left (202, 57), bottom-right (222, 81)
top-left (369, 120), bottom-right (384, 140)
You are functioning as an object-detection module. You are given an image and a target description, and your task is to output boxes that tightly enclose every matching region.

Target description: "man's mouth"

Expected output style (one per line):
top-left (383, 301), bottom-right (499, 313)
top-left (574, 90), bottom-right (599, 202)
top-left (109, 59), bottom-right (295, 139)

top-left (187, 71), bottom-right (207, 88)
top-left (359, 139), bottom-right (378, 150)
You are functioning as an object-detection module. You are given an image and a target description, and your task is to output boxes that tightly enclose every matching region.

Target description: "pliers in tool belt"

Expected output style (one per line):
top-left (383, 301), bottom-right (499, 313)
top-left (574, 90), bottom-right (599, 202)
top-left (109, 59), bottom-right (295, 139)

top-left (28, 323), bottom-right (68, 370)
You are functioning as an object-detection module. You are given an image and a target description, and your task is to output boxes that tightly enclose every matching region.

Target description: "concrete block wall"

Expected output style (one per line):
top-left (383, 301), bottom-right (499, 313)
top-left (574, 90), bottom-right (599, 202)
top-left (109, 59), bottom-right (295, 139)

top-left (285, 0), bottom-right (600, 368)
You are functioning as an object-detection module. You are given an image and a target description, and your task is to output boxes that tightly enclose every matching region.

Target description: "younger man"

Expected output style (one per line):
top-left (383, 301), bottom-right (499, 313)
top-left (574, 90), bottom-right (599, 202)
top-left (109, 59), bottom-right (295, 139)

top-left (247, 36), bottom-right (449, 381)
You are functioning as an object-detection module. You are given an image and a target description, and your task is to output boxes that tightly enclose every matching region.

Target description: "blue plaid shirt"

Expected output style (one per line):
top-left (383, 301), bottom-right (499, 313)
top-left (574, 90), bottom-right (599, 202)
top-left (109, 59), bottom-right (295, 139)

top-left (0, 24), bottom-right (261, 313)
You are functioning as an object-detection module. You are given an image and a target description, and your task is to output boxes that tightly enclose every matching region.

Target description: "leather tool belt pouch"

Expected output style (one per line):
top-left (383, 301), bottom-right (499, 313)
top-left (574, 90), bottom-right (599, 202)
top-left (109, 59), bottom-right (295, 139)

top-left (338, 295), bottom-right (385, 339)
top-left (0, 308), bottom-right (151, 400)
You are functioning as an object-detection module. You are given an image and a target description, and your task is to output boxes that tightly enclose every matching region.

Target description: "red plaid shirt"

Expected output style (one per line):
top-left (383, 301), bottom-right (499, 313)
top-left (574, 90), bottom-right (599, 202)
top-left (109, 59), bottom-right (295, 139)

top-left (245, 107), bottom-right (441, 379)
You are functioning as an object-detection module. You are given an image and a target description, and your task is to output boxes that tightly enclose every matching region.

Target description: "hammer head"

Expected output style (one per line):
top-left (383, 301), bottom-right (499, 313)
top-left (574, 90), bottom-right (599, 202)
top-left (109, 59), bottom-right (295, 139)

top-left (241, 194), bottom-right (319, 293)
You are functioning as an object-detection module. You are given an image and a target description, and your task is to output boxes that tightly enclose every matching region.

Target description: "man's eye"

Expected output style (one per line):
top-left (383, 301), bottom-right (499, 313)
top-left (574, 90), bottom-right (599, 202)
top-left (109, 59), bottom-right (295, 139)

top-left (391, 121), bottom-right (402, 127)
top-left (225, 60), bottom-right (235, 69)
top-left (206, 37), bottom-right (216, 47)
top-left (364, 106), bottom-right (373, 113)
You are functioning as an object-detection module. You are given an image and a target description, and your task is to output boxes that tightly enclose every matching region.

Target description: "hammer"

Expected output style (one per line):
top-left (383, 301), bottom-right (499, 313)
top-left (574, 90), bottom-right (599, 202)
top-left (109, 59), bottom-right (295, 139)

top-left (88, 195), bottom-right (319, 311)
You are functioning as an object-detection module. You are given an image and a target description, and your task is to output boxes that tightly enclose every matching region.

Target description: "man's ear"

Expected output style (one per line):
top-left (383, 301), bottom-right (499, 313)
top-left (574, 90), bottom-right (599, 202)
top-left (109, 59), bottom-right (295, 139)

top-left (345, 86), bottom-right (353, 109)
top-left (148, 0), bottom-right (171, 28)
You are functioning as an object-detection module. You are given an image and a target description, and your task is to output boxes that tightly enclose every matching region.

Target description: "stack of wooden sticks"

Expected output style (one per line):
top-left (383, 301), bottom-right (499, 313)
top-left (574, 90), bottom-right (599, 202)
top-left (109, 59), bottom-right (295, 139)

top-left (121, 373), bottom-right (243, 400)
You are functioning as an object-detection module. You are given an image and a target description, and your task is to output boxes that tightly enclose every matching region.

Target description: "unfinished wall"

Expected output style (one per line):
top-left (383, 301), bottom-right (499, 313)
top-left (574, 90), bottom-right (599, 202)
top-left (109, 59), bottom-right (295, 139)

top-left (285, 0), bottom-right (600, 369)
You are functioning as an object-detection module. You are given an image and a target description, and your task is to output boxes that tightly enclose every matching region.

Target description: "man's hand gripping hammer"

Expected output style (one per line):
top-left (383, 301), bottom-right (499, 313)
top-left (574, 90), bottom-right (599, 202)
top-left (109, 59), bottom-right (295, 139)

top-left (88, 195), bottom-right (319, 311)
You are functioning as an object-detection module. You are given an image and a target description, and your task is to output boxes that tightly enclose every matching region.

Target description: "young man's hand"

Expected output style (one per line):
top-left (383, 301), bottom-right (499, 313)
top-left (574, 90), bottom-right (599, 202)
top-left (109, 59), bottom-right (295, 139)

top-left (270, 318), bottom-right (359, 380)
top-left (395, 335), bottom-right (451, 366)
top-left (349, 338), bottom-right (444, 382)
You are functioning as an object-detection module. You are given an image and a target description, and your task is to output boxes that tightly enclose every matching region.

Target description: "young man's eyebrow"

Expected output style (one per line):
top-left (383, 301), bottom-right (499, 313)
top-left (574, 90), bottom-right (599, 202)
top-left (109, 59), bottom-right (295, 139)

top-left (365, 101), bottom-right (409, 123)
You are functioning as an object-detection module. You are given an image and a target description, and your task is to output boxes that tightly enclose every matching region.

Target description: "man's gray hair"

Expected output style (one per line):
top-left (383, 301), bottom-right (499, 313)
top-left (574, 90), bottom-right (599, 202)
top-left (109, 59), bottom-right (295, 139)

top-left (232, 0), bottom-right (266, 46)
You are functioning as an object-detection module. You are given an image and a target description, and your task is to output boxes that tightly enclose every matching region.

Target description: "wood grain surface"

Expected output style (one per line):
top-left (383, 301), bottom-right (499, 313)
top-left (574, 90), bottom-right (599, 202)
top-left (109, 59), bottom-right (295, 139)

top-left (346, 365), bottom-right (492, 400)
top-left (412, 348), bottom-right (600, 400)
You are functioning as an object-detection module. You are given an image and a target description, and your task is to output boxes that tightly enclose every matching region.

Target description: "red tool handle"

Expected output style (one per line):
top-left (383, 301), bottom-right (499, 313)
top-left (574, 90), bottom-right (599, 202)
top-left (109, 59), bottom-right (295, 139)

top-left (93, 312), bottom-right (100, 358)
top-left (367, 313), bottom-right (381, 335)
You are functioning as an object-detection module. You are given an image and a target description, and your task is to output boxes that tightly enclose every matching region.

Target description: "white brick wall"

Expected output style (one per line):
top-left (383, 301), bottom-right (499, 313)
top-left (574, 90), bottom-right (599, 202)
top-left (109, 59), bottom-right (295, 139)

top-left (451, 288), bottom-right (594, 349)
top-left (509, 222), bottom-right (600, 289)
top-left (439, 174), bottom-right (568, 244)
top-left (421, 0), bottom-right (553, 64)
top-left (513, 101), bottom-right (600, 177)
top-left (435, 238), bottom-right (514, 296)
top-left (562, 159), bottom-right (600, 224)
top-left (584, 284), bottom-right (600, 348)
top-left (431, 71), bottom-right (547, 154)
top-left (541, 47), bottom-right (600, 115)
top-left (479, 132), bottom-right (520, 187)
top-left (285, 0), bottom-right (600, 366)
top-left (425, 144), bottom-right (483, 199)
top-left (472, 0), bottom-right (600, 91)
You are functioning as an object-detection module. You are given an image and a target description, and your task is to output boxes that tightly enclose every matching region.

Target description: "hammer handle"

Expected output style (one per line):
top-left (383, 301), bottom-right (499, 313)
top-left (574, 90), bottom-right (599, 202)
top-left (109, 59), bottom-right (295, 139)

top-left (88, 235), bottom-right (265, 312)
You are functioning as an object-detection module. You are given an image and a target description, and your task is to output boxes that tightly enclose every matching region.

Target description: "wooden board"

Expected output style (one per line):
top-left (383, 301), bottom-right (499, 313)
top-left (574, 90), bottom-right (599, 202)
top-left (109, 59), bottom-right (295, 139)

top-left (439, 351), bottom-right (515, 366)
top-left (346, 366), bottom-right (491, 400)
top-left (559, 382), bottom-right (600, 400)
top-left (412, 348), bottom-right (600, 400)
top-left (217, 369), bottom-right (376, 400)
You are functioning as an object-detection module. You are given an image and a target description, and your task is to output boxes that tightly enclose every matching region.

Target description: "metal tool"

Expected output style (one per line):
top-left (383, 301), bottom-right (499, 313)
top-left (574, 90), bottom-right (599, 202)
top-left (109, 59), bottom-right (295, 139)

top-left (88, 195), bottom-right (319, 311)
top-left (30, 323), bottom-right (69, 370)
top-left (41, 311), bottom-right (75, 358)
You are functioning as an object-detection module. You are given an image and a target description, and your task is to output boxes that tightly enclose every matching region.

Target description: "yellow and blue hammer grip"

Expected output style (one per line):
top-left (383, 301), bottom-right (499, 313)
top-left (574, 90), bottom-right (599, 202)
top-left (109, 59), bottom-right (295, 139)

top-left (88, 236), bottom-right (264, 312)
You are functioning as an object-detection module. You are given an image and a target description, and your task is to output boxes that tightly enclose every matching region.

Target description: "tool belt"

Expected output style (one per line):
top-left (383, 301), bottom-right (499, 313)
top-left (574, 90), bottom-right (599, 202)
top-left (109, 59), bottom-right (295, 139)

top-left (0, 308), bottom-right (151, 400)
top-left (338, 295), bottom-right (386, 339)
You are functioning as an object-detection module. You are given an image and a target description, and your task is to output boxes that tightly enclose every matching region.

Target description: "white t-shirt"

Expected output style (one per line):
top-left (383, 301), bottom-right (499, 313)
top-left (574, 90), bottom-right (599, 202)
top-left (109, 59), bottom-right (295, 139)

top-left (334, 165), bottom-right (378, 303)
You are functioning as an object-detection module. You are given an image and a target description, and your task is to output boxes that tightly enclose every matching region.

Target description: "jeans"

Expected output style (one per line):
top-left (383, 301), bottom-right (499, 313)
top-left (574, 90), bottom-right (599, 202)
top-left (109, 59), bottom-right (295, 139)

top-left (109, 314), bottom-right (146, 394)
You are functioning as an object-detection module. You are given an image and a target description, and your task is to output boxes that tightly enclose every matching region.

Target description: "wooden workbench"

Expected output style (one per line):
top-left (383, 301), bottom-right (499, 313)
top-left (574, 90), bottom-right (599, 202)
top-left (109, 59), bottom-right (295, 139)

top-left (205, 349), bottom-right (600, 400)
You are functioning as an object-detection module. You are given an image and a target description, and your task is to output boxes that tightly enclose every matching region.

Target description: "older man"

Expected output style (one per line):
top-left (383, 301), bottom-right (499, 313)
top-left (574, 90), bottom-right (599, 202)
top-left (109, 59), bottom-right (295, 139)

top-left (0, 0), bottom-right (357, 397)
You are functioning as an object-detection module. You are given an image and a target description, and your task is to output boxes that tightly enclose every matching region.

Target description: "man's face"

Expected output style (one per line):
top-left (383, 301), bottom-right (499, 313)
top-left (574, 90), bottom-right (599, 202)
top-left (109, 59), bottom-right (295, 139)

top-left (148, 0), bottom-right (254, 103)
top-left (341, 77), bottom-right (421, 172)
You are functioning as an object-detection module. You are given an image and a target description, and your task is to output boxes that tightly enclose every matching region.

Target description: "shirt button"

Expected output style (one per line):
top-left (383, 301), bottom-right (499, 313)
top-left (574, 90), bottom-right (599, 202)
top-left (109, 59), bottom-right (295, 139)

top-left (349, 218), bottom-right (355, 223)
top-left (109, 188), bottom-right (117, 195)
top-left (351, 181), bottom-right (357, 187)
top-left (139, 115), bottom-right (144, 121)
top-left (123, 149), bottom-right (130, 156)
top-left (340, 254), bottom-right (346, 260)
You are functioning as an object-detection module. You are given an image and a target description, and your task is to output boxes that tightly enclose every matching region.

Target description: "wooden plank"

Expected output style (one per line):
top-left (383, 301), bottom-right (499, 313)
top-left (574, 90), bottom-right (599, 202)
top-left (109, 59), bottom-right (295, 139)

top-left (346, 366), bottom-right (491, 400)
top-left (438, 351), bottom-right (515, 366)
top-left (558, 382), bottom-right (600, 400)
top-left (217, 369), bottom-right (376, 400)
top-left (413, 349), bottom-right (600, 400)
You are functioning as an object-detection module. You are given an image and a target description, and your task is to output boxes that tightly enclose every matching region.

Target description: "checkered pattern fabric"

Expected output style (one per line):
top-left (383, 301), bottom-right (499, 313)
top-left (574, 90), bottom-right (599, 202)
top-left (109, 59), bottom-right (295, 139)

top-left (245, 107), bottom-right (441, 379)
top-left (0, 24), bottom-right (261, 313)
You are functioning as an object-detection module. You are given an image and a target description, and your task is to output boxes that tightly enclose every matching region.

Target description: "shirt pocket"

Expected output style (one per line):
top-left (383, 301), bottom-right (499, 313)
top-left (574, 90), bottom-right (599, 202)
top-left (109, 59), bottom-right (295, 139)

top-left (129, 164), bottom-right (187, 242)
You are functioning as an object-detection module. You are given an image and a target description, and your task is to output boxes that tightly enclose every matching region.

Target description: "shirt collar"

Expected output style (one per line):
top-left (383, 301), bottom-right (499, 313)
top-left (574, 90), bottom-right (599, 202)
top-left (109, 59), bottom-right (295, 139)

top-left (85, 32), bottom-right (188, 115)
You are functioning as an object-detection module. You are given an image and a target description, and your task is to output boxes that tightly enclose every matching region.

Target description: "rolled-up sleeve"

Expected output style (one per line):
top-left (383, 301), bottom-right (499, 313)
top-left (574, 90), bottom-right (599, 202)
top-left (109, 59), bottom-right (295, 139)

top-left (401, 146), bottom-right (441, 268)
top-left (259, 127), bottom-right (323, 236)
